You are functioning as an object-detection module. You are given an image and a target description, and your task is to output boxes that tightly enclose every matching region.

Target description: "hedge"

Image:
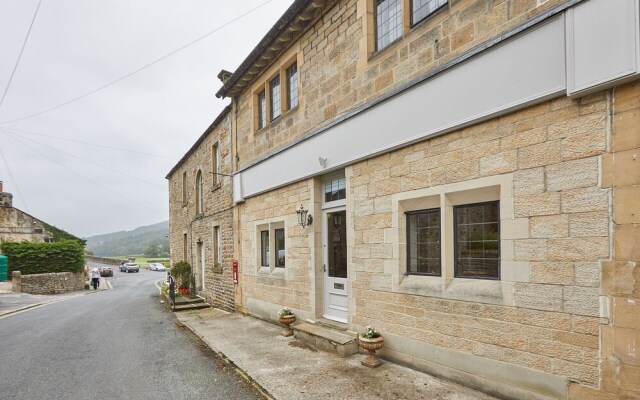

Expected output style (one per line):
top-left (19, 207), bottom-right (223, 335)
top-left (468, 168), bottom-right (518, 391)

top-left (1, 240), bottom-right (85, 275)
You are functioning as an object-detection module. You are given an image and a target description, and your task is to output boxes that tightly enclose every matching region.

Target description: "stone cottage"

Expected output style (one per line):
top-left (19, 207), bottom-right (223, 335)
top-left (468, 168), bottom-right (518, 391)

top-left (0, 181), bottom-right (55, 243)
top-left (168, 0), bottom-right (640, 398)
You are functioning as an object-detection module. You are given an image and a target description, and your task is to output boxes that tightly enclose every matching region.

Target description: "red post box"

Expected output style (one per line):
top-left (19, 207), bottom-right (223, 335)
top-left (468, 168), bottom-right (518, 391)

top-left (232, 260), bottom-right (238, 285)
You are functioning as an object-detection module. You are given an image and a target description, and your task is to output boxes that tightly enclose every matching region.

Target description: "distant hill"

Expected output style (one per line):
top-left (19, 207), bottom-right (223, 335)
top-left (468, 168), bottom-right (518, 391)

top-left (85, 221), bottom-right (169, 257)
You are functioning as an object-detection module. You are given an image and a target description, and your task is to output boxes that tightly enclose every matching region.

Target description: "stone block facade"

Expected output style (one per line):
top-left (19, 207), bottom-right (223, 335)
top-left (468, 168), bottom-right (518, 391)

top-left (168, 1), bottom-right (640, 398)
top-left (166, 108), bottom-right (236, 311)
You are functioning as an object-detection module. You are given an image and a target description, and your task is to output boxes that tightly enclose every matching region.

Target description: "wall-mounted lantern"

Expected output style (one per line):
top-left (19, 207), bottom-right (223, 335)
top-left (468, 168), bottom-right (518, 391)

top-left (296, 204), bottom-right (313, 228)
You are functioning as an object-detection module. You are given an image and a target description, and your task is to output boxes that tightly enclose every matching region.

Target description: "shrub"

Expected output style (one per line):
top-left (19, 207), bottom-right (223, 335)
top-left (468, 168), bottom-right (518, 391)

top-left (1, 240), bottom-right (85, 275)
top-left (171, 261), bottom-right (192, 290)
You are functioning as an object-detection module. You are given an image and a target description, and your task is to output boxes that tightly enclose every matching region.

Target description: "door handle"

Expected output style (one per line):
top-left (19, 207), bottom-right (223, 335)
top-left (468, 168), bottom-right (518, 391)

top-left (323, 264), bottom-right (327, 272)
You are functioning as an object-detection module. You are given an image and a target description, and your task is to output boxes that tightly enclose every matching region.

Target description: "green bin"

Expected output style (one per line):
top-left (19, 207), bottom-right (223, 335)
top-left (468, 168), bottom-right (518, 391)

top-left (0, 255), bottom-right (7, 282)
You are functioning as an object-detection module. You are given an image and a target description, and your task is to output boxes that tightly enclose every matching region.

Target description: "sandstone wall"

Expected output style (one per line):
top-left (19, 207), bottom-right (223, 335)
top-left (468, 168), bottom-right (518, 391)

top-left (17, 271), bottom-right (85, 294)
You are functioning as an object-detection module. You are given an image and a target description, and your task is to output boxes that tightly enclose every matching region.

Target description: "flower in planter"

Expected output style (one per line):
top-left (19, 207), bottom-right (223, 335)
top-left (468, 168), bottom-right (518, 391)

top-left (178, 288), bottom-right (189, 297)
top-left (361, 325), bottom-right (381, 339)
top-left (278, 307), bottom-right (294, 317)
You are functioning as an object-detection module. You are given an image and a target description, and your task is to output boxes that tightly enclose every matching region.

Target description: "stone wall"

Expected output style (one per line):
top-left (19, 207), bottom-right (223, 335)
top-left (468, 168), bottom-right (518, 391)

top-left (17, 271), bottom-right (85, 294)
top-left (234, 0), bottom-right (568, 170)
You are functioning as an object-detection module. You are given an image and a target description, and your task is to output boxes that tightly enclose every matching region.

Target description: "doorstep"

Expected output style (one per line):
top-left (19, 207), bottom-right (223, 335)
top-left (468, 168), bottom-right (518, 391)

top-left (292, 321), bottom-right (358, 357)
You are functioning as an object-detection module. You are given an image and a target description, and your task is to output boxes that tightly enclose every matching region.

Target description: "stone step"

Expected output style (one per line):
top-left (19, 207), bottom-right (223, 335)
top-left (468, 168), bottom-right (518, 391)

top-left (175, 296), bottom-right (206, 305)
top-left (292, 322), bottom-right (358, 357)
top-left (173, 302), bottom-right (211, 312)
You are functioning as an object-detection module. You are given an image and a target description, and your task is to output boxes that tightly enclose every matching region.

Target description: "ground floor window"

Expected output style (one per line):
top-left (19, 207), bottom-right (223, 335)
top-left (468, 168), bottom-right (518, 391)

top-left (406, 208), bottom-right (441, 275)
top-left (256, 221), bottom-right (286, 273)
top-left (260, 230), bottom-right (270, 267)
top-left (454, 201), bottom-right (500, 279)
top-left (275, 228), bottom-right (285, 268)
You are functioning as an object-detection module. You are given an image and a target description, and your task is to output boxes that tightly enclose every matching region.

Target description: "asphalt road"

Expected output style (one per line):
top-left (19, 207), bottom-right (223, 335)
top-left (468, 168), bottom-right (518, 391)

top-left (0, 268), bottom-right (265, 400)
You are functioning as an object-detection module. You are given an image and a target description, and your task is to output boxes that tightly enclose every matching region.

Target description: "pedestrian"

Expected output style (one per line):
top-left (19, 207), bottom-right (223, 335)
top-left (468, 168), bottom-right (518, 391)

top-left (167, 271), bottom-right (176, 307)
top-left (91, 268), bottom-right (100, 290)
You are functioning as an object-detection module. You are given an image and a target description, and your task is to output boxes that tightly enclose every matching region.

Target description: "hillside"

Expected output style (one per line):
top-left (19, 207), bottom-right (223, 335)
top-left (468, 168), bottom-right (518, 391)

top-left (85, 221), bottom-right (169, 257)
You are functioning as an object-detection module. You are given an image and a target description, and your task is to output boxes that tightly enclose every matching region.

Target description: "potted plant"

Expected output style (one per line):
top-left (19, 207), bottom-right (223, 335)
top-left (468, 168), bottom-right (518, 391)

top-left (278, 307), bottom-right (296, 337)
top-left (359, 325), bottom-right (384, 368)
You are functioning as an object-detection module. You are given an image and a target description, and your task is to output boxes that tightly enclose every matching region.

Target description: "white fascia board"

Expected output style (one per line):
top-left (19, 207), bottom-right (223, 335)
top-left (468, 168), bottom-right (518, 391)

top-left (235, 16), bottom-right (566, 201)
top-left (566, 0), bottom-right (640, 96)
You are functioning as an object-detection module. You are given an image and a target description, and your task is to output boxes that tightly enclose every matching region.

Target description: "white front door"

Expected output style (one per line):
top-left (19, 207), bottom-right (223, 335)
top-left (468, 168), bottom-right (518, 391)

top-left (323, 207), bottom-right (348, 323)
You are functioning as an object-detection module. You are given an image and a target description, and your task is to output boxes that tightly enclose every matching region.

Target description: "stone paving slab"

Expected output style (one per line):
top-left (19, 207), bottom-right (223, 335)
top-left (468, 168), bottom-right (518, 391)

top-left (176, 308), bottom-right (499, 400)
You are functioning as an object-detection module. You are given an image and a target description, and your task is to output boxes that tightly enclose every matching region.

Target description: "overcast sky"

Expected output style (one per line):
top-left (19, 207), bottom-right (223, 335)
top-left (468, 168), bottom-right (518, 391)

top-left (0, 0), bottom-right (293, 238)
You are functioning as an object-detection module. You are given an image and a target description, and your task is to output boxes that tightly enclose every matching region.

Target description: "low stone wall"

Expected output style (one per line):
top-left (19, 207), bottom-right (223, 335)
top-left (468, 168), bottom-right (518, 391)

top-left (85, 255), bottom-right (126, 265)
top-left (15, 271), bottom-right (85, 294)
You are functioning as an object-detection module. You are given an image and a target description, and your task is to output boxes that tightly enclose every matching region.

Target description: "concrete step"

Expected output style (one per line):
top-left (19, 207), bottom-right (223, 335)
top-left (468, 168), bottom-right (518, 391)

top-left (175, 296), bottom-right (206, 305)
top-left (292, 322), bottom-right (358, 357)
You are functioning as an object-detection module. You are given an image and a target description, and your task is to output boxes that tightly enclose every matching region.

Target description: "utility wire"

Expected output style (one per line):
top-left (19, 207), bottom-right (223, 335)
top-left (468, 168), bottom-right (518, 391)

top-left (0, 127), bottom-right (166, 190)
top-left (0, 0), bottom-right (276, 125)
top-left (0, 0), bottom-right (43, 112)
top-left (4, 126), bottom-right (175, 159)
top-left (0, 129), bottom-right (164, 216)
top-left (0, 143), bottom-right (29, 212)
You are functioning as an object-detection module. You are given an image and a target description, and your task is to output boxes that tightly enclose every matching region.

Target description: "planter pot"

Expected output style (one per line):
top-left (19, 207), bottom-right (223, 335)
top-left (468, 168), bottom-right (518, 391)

top-left (278, 314), bottom-right (296, 337)
top-left (359, 336), bottom-right (384, 368)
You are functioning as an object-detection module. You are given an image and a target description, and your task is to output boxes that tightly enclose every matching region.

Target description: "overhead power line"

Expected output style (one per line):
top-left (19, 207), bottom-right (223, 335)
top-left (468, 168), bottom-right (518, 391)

top-left (0, 0), bottom-right (43, 113)
top-left (0, 129), bottom-right (164, 216)
top-left (0, 0), bottom-right (276, 125)
top-left (1, 127), bottom-right (166, 190)
top-left (5, 126), bottom-right (175, 159)
top-left (0, 143), bottom-right (29, 212)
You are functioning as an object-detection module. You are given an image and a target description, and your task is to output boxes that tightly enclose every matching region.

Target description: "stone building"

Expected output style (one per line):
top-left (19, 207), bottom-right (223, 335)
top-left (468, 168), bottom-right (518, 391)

top-left (0, 181), bottom-right (55, 243)
top-left (168, 0), bottom-right (639, 398)
top-left (166, 106), bottom-right (236, 311)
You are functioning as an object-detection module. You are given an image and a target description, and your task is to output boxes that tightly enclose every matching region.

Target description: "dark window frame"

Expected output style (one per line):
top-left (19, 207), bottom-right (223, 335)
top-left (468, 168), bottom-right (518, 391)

top-left (410, 0), bottom-right (447, 27)
top-left (270, 75), bottom-right (281, 121)
top-left (375, 0), bottom-right (403, 52)
top-left (260, 230), bottom-right (270, 267)
top-left (453, 201), bottom-right (500, 280)
top-left (405, 208), bottom-right (441, 276)
top-left (275, 228), bottom-right (285, 268)
top-left (257, 90), bottom-right (266, 130)
top-left (286, 63), bottom-right (298, 110)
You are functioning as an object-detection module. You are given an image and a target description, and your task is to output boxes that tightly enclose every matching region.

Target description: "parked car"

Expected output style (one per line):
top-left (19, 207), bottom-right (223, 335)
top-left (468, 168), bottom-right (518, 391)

top-left (99, 266), bottom-right (113, 277)
top-left (149, 263), bottom-right (166, 271)
top-left (120, 262), bottom-right (139, 273)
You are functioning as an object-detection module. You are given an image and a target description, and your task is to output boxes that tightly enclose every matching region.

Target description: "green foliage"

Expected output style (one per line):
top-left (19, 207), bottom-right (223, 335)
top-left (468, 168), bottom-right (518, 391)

top-left (85, 221), bottom-right (168, 257)
top-left (143, 243), bottom-right (160, 257)
top-left (171, 261), bottom-right (192, 290)
top-left (0, 241), bottom-right (85, 275)
top-left (42, 223), bottom-right (86, 246)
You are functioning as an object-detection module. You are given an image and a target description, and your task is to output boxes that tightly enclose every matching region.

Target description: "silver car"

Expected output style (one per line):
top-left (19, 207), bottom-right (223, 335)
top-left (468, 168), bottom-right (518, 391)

top-left (121, 262), bottom-right (139, 273)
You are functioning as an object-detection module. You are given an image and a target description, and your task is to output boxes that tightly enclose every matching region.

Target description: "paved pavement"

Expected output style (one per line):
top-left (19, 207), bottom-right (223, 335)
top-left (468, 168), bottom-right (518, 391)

top-left (1, 277), bottom-right (497, 399)
top-left (0, 278), bottom-right (110, 317)
top-left (176, 307), bottom-right (498, 400)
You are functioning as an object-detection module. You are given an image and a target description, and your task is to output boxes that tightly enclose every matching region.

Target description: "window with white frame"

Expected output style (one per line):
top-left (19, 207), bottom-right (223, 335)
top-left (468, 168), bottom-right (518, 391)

top-left (324, 177), bottom-right (346, 203)
top-left (257, 222), bottom-right (286, 272)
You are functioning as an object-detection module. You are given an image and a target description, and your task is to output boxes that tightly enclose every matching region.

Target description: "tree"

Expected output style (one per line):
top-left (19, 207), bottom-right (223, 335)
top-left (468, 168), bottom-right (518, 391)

top-left (144, 244), bottom-right (160, 257)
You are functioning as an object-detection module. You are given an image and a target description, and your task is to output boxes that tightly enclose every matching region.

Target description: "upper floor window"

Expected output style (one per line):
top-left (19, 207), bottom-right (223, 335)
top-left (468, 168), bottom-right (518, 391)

top-left (270, 76), bottom-right (281, 121)
top-left (182, 171), bottom-right (187, 204)
top-left (376, 0), bottom-right (402, 51)
top-left (258, 90), bottom-right (267, 130)
top-left (212, 142), bottom-right (219, 186)
top-left (411, 0), bottom-right (447, 26)
top-left (195, 170), bottom-right (204, 215)
top-left (286, 63), bottom-right (298, 110)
